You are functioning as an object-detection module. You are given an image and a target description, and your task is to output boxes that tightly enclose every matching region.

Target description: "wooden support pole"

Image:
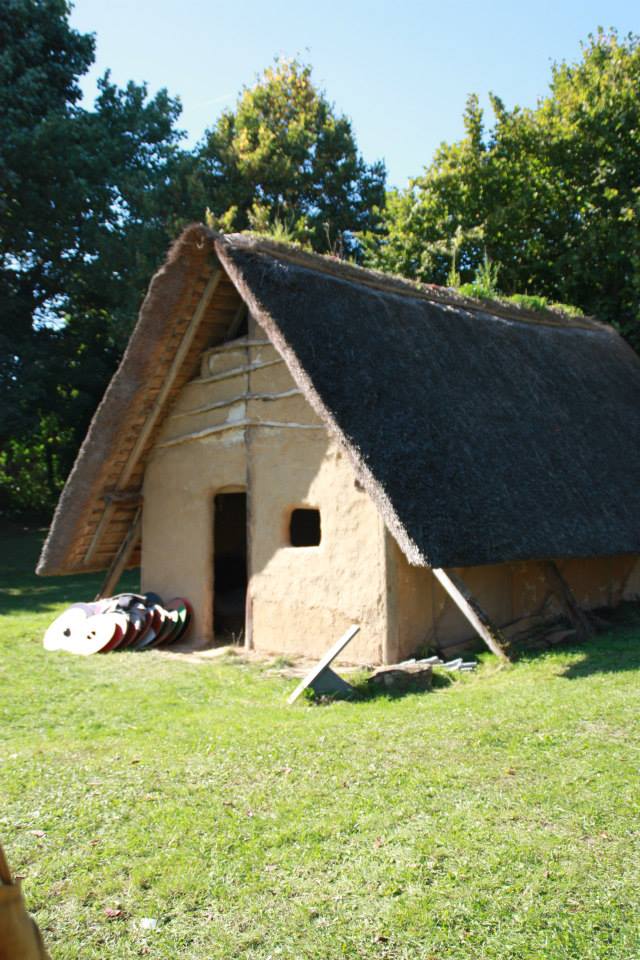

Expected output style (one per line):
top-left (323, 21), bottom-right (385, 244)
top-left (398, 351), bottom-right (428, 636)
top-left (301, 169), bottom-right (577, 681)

top-left (542, 561), bottom-right (594, 641)
top-left (0, 842), bottom-right (12, 885)
top-left (84, 268), bottom-right (222, 566)
top-left (95, 509), bottom-right (142, 600)
top-left (432, 568), bottom-right (512, 661)
top-left (244, 338), bottom-right (254, 652)
top-left (102, 489), bottom-right (143, 505)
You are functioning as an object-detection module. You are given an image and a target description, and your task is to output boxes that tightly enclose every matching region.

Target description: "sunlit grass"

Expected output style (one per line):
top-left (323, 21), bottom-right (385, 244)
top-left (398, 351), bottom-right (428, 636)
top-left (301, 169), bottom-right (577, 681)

top-left (2, 528), bottom-right (640, 958)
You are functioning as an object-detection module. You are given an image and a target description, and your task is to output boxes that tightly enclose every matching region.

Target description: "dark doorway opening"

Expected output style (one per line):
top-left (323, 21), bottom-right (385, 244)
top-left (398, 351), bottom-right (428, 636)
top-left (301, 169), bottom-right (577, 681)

top-left (214, 491), bottom-right (247, 641)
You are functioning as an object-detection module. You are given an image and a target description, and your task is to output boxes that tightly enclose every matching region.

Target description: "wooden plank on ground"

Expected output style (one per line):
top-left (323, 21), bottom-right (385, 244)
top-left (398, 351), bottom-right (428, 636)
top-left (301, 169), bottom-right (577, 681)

top-left (432, 568), bottom-right (512, 661)
top-left (287, 625), bottom-right (360, 704)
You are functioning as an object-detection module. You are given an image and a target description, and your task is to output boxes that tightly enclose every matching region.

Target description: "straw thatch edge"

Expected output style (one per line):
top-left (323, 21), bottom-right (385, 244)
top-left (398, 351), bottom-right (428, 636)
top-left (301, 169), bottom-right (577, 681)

top-left (213, 236), bottom-right (428, 566)
top-left (37, 224), bottom-right (219, 575)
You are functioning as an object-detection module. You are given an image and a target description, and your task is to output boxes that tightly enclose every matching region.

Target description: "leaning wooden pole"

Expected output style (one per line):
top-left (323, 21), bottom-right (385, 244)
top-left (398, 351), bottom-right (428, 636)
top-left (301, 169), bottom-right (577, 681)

top-left (95, 508), bottom-right (143, 600)
top-left (83, 269), bottom-right (222, 568)
top-left (432, 568), bottom-right (512, 661)
top-left (542, 561), bottom-right (594, 641)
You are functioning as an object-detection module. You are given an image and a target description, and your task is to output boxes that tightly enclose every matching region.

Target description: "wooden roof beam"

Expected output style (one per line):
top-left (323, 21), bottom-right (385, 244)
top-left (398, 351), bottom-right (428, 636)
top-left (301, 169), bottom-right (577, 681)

top-left (95, 508), bottom-right (142, 600)
top-left (102, 489), bottom-right (143, 505)
top-left (83, 267), bottom-right (224, 567)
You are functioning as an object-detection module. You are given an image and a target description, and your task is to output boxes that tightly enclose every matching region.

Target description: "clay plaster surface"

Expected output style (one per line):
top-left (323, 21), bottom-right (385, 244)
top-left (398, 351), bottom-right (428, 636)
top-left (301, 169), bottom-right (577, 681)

top-left (387, 538), bottom-right (640, 655)
top-left (142, 323), bottom-right (387, 663)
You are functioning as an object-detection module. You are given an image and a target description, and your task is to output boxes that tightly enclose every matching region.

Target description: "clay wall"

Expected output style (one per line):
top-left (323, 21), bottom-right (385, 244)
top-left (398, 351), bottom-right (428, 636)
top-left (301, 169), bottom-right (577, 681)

top-left (385, 532), bottom-right (640, 659)
top-left (141, 320), bottom-right (388, 663)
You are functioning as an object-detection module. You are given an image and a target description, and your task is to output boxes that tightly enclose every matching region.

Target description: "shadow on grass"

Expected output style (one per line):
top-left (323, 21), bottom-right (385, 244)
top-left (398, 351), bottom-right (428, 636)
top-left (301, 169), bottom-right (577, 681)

top-left (305, 669), bottom-right (455, 705)
top-left (560, 633), bottom-right (640, 681)
top-left (511, 603), bottom-right (640, 680)
top-left (357, 672), bottom-right (454, 702)
top-left (0, 526), bottom-right (139, 616)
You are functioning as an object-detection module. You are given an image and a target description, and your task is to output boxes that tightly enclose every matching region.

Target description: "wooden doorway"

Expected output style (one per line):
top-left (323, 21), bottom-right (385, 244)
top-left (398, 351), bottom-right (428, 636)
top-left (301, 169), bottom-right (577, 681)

top-left (213, 491), bottom-right (247, 641)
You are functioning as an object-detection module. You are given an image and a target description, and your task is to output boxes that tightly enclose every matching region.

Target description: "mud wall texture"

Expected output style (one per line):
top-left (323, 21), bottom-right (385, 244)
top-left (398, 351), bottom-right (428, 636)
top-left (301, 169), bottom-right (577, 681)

top-left (386, 534), bottom-right (640, 659)
top-left (142, 318), bottom-right (388, 663)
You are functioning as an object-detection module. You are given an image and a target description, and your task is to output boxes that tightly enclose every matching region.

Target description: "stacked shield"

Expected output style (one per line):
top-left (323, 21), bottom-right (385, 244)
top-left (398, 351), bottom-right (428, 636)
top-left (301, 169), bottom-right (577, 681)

top-left (43, 593), bottom-right (193, 656)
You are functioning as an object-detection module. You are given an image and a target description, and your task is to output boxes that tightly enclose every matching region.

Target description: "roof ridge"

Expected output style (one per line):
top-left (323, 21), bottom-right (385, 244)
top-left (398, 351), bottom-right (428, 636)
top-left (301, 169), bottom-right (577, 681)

top-left (220, 231), bottom-right (608, 334)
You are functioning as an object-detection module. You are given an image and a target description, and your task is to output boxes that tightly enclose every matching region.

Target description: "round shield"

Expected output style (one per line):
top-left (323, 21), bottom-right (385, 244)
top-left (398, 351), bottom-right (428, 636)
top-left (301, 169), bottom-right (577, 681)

top-left (153, 608), bottom-right (181, 647)
top-left (69, 601), bottom-right (103, 616)
top-left (136, 605), bottom-right (165, 650)
top-left (110, 593), bottom-right (149, 611)
top-left (144, 591), bottom-right (164, 608)
top-left (131, 608), bottom-right (156, 650)
top-left (165, 598), bottom-right (192, 644)
top-left (98, 612), bottom-right (130, 653)
top-left (121, 608), bottom-right (147, 649)
top-left (112, 615), bottom-right (136, 650)
top-left (179, 598), bottom-right (193, 641)
top-left (43, 607), bottom-right (91, 651)
top-left (63, 612), bottom-right (126, 656)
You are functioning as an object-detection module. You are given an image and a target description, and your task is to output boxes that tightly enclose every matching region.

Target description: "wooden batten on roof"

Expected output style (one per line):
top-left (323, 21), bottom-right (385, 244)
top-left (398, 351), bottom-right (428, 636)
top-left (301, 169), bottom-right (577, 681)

top-left (37, 226), bottom-right (244, 576)
top-left (38, 224), bottom-right (640, 581)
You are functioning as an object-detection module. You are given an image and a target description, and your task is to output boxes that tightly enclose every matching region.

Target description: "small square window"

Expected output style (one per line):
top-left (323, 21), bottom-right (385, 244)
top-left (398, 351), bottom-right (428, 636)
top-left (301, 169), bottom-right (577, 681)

top-left (290, 508), bottom-right (321, 547)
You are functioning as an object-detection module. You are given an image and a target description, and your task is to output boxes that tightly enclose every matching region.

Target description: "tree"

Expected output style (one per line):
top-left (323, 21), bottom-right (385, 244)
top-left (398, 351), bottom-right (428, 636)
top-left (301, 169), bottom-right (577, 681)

top-left (53, 56), bottom-right (385, 489)
top-left (364, 30), bottom-right (640, 348)
top-left (0, 0), bottom-right (190, 517)
top-left (196, 59), bottom-right (386, 254)
top-left (1, 13), bottom-right (385, 519)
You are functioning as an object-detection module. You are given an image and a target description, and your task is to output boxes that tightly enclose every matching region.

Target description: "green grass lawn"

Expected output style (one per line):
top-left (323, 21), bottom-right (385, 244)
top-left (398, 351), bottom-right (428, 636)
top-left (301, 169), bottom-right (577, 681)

top-left (2, 527), bottom-right (640, 959)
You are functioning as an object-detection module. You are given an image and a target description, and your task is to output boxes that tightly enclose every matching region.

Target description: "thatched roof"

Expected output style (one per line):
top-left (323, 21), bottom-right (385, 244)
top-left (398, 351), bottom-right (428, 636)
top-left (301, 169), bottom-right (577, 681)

top-left (38, 224), bottom-right (640, 576)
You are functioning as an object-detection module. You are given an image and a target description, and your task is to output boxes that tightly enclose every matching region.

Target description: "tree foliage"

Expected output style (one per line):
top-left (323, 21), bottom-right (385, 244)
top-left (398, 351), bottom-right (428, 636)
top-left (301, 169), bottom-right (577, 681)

top-left (0, 0), bottom-right (191, 517)
top-left (364, 30), bottom-right (640, 347)
top-left (13, 7), bottom-right (638, 525)
top-left (197, 59), bottom-right (386, 253)
top-left (1, 10), bottom-right (386, 520)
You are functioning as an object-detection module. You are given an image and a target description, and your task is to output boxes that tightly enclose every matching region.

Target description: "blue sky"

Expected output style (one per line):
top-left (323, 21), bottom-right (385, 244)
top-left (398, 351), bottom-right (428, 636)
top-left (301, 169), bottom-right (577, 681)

top-left (70, 0), bottom-right (638, 189)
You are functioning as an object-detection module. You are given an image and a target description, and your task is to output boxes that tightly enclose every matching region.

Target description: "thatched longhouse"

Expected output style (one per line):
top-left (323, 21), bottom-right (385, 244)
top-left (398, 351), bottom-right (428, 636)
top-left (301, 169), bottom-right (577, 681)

top-left (37, 226), bottom-right (640, 663)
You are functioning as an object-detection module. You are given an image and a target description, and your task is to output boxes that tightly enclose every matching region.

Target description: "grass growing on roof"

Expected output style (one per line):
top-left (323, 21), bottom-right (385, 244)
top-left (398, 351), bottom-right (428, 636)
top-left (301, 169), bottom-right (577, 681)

top-left (457, 285), bottom-right (584, 318)
top-left (2, 528), bottom-right (640, 959)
